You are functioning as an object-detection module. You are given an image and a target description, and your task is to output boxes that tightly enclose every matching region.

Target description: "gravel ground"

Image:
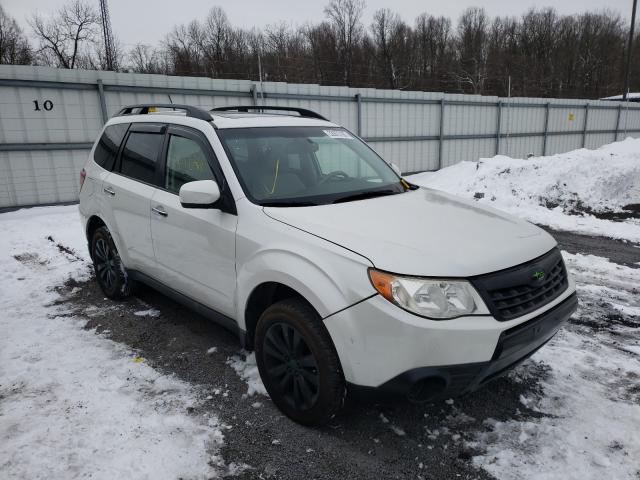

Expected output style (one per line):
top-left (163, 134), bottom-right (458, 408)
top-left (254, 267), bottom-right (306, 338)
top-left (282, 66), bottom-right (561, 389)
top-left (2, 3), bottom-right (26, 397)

top-left (541, 227), bottom-right (640, 269)
top-left (57, 229), bottom-right (636, 479)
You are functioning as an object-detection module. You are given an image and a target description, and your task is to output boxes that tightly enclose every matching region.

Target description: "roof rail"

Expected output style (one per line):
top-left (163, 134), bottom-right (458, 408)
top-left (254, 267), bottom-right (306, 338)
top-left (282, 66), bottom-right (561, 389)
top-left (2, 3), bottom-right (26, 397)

top-left (116, 104), bottom-right (213, 121)
top-left (211, 105), bottom-right (328, 121)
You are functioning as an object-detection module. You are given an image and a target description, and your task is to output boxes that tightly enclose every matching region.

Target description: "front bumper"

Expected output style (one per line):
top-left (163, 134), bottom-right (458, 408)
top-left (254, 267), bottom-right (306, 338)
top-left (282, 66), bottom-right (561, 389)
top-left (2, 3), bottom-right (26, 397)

top-left (324, 280), bottom-right (577, 399)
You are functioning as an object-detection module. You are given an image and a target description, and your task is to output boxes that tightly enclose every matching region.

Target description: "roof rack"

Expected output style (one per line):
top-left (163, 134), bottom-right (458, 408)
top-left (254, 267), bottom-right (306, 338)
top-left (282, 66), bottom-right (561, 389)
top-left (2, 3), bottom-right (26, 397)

top-left (211, 105), bottom-right (328, 121)
top-left (116, 104), bottom-right (213, 121)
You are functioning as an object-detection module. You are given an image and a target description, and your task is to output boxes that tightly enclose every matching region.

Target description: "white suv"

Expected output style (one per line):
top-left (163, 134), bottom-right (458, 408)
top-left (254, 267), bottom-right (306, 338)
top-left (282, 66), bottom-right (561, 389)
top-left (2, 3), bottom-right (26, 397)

top-left (79, 104), bottom-right (577, 425)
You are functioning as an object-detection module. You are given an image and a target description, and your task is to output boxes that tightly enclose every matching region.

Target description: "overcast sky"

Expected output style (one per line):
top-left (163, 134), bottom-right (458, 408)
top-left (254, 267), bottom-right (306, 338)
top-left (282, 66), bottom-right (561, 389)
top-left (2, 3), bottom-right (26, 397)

top-left (4, 0), bottom-right (636, 48)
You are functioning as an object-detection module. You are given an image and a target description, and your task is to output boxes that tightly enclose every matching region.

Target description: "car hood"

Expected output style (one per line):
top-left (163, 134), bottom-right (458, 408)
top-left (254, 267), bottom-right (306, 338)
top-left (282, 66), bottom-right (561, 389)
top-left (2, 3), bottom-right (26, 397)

top-left (263, 187), bottom-right (557, 277)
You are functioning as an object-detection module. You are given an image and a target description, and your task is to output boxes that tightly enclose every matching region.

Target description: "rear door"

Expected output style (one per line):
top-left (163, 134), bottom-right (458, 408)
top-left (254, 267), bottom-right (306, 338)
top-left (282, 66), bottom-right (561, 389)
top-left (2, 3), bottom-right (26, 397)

top-left (102, 123), bottom-right (165, 273)
top-left (150, 125), bottom-right (238, 317)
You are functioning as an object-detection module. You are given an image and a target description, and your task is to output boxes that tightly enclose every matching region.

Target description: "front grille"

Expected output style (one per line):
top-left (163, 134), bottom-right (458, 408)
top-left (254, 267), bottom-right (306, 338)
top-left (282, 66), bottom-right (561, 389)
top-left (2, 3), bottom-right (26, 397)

top-left (471, 248), bottom-right (568, 321)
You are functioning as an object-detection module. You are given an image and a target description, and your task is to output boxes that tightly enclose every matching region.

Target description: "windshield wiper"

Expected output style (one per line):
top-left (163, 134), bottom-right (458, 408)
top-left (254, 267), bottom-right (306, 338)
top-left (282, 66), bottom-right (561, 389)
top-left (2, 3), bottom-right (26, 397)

top-left (331, 189), bottom-right (400, 204)
top-left (260, 200), bottom-right (318, 207)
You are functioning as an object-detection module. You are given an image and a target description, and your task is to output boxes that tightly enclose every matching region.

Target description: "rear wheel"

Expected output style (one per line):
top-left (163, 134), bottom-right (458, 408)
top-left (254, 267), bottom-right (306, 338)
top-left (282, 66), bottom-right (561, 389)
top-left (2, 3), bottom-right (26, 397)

top-left (90, 226), bottom-right (133, 299)
top-left (255, 298), bottom-right (345, 425)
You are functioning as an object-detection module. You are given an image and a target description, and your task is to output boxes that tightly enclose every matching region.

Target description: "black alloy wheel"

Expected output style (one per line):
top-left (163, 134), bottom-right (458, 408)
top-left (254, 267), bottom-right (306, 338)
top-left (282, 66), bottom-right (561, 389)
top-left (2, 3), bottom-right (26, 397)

top-left (255, 298), bottom-right (345, 425)
top-left (263, 322), bottom-right (320, 410)
top-left (90, 226), bottom-right (133, 299)
top-left (94, 237), bottom-right (117, 290)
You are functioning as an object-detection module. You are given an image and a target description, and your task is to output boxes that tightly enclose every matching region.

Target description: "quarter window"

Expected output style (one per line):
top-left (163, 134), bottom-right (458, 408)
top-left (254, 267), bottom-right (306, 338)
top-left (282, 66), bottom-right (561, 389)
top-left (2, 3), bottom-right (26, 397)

top-left (165, 135), bottom-right (215, 194)
top-left (119, 132), bottom-right (163, 184)
top-left (94, 123), bottom-right (128, 171)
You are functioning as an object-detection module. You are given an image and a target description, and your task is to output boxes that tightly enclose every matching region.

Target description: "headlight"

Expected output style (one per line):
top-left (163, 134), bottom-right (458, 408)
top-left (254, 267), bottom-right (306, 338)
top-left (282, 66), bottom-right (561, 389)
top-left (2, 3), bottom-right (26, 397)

top-left (368, 269), bottom-right (489, 319)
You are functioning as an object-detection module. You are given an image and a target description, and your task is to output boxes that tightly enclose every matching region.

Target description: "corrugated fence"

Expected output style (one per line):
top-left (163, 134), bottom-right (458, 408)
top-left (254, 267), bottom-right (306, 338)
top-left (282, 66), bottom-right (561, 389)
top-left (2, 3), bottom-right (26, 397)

top-left (1, 64), bottom-right (639, 208)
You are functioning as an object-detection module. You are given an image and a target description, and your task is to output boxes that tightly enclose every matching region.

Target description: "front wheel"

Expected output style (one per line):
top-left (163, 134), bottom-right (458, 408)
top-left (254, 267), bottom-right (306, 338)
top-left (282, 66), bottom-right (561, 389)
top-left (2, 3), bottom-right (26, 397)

top-left (90, 226), bottom-right (134, 299)
top-left (255, 298), bottom-right (345, 426)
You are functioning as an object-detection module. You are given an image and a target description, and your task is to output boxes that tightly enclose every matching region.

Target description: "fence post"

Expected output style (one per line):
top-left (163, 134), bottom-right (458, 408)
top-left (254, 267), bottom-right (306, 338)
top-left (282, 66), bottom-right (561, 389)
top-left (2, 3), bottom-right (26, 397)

top-left (355, 93), bottom-right (362, 136)
top-left (615, 104), bottom-right (622, 141)
top-left (495, 101), bottom-right (502, 155)
top-left (96, 79), bottom-right (108, 124)
top-left (251, 84), bottom-right (258, 106)
top-left (542, 102), bottom-right (550, 156)
top-left (438, 98), bottom-right (445, 169)
top-left (582, 103), bottom-right (589, 148)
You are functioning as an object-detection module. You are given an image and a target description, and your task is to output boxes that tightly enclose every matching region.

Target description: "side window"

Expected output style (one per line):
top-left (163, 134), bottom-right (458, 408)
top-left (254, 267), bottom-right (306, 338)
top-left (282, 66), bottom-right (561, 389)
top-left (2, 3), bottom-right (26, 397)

top-left (119, 131), bottom-right (163, 184)
top-left (165, 135), bottom-right (215, 194)
top-left (94, 123), bottom-right (128, 171)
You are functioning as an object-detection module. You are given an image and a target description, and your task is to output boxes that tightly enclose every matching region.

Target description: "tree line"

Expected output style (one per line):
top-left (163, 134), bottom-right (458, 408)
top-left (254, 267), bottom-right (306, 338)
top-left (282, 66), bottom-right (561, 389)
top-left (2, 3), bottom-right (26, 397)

top-left (1, 0), bottom-right (638, 99)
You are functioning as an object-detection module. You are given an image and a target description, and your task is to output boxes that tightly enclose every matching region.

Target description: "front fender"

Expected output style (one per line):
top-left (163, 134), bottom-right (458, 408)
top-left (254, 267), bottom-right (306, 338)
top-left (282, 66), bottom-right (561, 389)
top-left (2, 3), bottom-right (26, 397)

top-left (236, 245), bottom-right (375, 331)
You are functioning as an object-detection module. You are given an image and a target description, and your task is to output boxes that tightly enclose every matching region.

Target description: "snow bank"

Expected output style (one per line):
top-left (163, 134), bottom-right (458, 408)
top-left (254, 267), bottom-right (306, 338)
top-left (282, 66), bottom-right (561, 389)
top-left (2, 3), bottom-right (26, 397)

top-left (408, 138), bottom-right (640, 242)
top-left (0, 206), bottom-right (226, 479)
top-left (471, 252), bottom-right (640, 479)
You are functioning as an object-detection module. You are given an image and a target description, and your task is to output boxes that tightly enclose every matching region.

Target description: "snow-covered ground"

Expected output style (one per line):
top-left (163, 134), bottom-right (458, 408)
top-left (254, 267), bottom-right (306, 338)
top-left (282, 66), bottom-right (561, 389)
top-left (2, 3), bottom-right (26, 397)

top-left (408, 137), bottom-right (640, 242)
top-left (0, 206), bottom-right (227, 479)
top-left (470, 251), bottom-right (640, 479)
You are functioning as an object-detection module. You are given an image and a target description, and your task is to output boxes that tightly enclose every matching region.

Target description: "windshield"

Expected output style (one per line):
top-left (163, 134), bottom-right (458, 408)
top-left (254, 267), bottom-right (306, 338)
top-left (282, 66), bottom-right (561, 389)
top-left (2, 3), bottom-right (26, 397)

top-left (217, 126), bottom-right (406, 205)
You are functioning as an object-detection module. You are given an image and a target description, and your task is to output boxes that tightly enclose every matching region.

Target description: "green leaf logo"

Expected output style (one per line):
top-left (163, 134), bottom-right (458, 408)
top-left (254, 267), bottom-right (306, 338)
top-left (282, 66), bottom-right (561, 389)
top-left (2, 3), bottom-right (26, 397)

top-left (532, 271), bottom-right (545, 281)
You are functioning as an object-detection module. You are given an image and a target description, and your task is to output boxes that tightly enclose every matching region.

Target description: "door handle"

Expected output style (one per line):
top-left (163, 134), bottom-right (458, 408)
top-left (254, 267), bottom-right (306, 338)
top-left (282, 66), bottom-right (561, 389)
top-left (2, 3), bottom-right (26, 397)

top-left (152, 206), bottom-right (168, 217)
top-left (103, 186), bottom-right (115, 196)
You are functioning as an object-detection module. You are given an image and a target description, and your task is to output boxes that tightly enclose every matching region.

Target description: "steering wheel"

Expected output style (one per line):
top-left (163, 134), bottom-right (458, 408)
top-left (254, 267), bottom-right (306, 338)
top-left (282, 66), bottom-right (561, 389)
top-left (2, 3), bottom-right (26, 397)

top-left (319, 170), bottom-right (350, 184)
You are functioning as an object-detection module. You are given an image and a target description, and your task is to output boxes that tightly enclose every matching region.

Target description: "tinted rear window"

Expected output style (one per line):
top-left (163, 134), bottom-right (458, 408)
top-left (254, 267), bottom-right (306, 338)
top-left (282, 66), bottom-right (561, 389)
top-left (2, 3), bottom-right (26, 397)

top-left (119, 132), bottom-right (163, 184)
top-left (94, 124), bottom-right (128, 170)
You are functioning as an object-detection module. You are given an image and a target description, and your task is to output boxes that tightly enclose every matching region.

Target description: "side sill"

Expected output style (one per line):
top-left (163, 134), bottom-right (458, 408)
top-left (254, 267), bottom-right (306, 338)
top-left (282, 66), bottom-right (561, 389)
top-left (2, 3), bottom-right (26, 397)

top-left (127, 269), bottom-right (247, 347)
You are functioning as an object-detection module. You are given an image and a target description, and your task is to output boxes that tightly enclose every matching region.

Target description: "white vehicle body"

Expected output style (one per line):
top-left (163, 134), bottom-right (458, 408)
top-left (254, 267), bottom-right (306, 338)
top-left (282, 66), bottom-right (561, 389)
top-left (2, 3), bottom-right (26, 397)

top-left (79, 105), bottom-right (577, 412)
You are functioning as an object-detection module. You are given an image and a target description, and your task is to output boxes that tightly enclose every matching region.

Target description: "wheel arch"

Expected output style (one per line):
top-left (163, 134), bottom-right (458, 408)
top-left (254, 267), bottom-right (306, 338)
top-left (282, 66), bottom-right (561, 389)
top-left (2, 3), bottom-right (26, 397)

top-left (86, 215), bottom-right (106, 240)
top-left (85, 215), bottom-right (107, 260)
top-left (243, 281), bottom-right (316, 350)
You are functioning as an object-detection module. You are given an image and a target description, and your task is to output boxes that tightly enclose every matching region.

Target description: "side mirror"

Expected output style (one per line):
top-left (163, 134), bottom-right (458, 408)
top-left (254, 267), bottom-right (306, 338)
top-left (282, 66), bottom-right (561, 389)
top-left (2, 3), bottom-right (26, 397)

top-left (390, 162), bottom-right (402, 176)
top-left (179, 180), bottom-right (221, 208)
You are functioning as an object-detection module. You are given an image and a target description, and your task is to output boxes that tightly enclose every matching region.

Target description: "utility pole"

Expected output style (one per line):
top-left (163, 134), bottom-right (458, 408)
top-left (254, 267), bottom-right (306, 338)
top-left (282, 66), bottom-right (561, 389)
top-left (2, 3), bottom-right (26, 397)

top-left (623, 0), bottom-right (638, 100)
top-left (257, 50), bottom-right (265, 107)
top-left (99, 0), bottom-right (116, 71)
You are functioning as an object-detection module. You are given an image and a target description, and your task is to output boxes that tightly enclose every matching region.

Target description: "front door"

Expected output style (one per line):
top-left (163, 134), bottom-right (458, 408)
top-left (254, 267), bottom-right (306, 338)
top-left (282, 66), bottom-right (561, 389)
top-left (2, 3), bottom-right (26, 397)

top-left (150, 125), bottom-right (237, 317)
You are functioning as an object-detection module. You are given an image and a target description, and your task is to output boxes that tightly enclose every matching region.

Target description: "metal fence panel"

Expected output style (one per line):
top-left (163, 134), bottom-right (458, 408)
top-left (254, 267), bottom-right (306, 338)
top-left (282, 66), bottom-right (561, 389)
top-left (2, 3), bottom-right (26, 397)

top-left (371, 139), bottom-right (439, 172)
top-left (546, 133), bottom-right (584, 156)
top-left (1, 65), bottom-right (640, 208)
top-left (442, 138), bottom-right (496, 168)
top-left (0, 149), bottom-right (86, 206)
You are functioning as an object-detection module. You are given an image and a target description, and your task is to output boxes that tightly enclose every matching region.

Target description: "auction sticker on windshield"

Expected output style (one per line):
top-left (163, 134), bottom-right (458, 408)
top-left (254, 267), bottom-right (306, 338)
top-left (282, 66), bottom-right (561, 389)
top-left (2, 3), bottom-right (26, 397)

top-left (323, 129), bottom-right (353, 139)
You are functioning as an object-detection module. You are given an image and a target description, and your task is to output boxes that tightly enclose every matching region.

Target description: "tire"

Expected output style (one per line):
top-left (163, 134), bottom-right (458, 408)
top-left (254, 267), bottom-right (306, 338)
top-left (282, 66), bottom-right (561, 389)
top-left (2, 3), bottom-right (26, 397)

top-left (255, 298), bottom-right (346, 426)
top-left (90, 226), bottom-right (134, 299)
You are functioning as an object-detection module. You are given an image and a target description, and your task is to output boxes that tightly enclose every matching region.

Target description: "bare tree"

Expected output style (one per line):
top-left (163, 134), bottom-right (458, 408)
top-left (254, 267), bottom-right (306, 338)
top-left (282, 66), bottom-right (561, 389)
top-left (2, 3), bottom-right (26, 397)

top-left (0, 5), bottom-right (32, 65)
top-left (414, 14), bottom-right (452, 90)
top-left (454, 7), bottom-right (490, 94)
top-left (324, 0), bottom-right (365, 85)
top-left (371, 9), bottom-right (412, 89)
top-left (17, 1), bottom-right (628, 99)
top-left (29, 0), bottom-right (100, 69)
top-left (128, 43), bottom-right (165, 73)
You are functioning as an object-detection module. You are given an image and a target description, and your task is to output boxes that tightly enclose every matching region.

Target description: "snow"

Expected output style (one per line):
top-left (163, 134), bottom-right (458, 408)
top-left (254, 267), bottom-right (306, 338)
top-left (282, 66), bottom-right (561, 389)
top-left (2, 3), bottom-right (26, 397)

top-left (601, 93), bottom-right (640, 100)
top-left (0, 205), bottom-right (227, 479)
top-left (471, 251), bottom-right (640, 480)
top-left (226, 352), bottom-right (267, 396)
top-left (408, 138), bottom-right (640, 243)
top-left (134, 308), bottom-right (161, 317)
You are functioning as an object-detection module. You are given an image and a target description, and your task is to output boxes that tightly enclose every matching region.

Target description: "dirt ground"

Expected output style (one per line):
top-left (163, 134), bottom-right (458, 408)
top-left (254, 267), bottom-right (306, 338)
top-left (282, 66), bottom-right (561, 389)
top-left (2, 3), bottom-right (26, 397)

top-left (57, 228), bottom-right (638, 480)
